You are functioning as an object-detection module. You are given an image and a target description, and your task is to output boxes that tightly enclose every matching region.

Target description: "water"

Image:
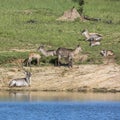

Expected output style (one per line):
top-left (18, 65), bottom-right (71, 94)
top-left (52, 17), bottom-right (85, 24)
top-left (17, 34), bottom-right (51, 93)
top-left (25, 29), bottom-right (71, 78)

top-left (0, 92), bottom-right (120, 120)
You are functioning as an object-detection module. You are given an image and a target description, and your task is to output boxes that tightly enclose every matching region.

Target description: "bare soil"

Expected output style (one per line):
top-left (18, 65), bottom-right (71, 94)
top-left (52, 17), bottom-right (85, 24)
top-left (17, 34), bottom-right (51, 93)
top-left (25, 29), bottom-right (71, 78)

top-left (0, 64), bottom-right (120, 92)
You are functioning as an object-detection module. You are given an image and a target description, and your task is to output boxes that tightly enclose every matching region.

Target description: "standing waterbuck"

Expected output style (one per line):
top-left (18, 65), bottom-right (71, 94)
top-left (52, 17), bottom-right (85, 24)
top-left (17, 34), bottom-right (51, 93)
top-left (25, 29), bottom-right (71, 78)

top-left (9, 70), bottom-right (32, 87)
top-left (56, 45), bottom-right (82, 67)
top-left (27, 52), bottom-right (41, 66)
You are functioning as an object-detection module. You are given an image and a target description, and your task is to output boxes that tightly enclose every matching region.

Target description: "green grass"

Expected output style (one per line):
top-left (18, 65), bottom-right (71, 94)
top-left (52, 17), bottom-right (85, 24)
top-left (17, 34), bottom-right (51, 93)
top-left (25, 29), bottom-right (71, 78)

top-left (0, 0), bottom-right (120, 65)
top-left (84, 0), bottom-right (120, 23)
top-left (0, 52), bottom-right (28, 65)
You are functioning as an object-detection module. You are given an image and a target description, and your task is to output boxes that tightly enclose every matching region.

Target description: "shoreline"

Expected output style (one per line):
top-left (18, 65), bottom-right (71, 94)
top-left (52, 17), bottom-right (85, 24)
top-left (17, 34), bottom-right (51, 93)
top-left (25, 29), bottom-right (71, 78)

top-left (0, 64), bottom-right (120, 93)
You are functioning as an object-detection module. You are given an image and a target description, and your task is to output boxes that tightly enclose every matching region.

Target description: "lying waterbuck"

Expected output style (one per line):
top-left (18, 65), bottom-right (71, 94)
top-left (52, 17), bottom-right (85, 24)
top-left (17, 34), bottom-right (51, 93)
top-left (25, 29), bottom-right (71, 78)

top-left (100, 50), bottom-right (115, 64)
top-left (89, 40), bottom-right (101, 47)
top-left (9, 70), bottom-right (32, 87)
top-left (82, 29), bottom-right (102, 41)
top-left (100, 50), bottom-right (114, 57)
top-left (56, 45), bottom-right (82, 67)
top-left (27, 52), bottom-right (41, 66)
top-left (37, 46), bottom-right (56, 57)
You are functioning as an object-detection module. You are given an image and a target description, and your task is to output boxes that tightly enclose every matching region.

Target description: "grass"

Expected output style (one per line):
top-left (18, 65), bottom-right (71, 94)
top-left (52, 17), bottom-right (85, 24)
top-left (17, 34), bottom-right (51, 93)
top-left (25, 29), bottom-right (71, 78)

top-left (0, 0), bottom-right (120, 66)
top-left (0, 52), bottom-right (28, 65)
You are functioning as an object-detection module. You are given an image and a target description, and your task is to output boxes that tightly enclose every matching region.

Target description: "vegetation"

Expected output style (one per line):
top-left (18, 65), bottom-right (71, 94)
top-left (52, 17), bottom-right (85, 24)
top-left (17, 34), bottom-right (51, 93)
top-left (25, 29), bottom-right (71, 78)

top-left (0, 0), bottom-right (120, 66)
top-left (73, 0), bottom-right (84, 15)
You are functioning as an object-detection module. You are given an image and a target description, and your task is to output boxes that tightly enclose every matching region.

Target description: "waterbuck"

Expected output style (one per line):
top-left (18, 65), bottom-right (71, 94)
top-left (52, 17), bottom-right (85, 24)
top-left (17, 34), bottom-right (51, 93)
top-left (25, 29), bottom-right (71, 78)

top-left (37, 46), bottom-right (56, 57)
top-left (90, 40), bottom-right (101, 47)
top-left (56, 45), bottom-right (82, 67)
top-left (82, 29), bottom-right (102, 41)
top-left (9, 70), bottom-right (32, 87)
top-left (27, 52), bottom-right (41, 66)
top-left (100, 50), bottom-right (115, 64)
top-left (100, 50), bottom-right (114, 57)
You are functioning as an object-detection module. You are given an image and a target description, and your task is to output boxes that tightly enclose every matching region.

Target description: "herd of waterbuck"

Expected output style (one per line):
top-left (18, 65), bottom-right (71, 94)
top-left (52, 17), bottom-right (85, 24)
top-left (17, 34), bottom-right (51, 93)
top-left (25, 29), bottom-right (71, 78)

top-left (8, 29), bottom-right (114, 87)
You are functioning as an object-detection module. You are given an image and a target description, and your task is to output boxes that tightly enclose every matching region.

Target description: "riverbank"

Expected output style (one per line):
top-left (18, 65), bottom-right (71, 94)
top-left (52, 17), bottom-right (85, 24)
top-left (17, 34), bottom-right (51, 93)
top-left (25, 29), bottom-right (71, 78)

top-left (0, 64), bottom-right (120, 92)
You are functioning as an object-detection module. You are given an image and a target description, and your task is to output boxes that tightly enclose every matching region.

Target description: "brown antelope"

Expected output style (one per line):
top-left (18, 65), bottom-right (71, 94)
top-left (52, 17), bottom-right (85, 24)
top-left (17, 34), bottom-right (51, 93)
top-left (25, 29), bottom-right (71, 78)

top-left (9, 70), bottom-right (32, 87)
top-left (27, 53), bottom-right (41, 66)
top-left (82, 29), bottom-right (102, 41)
top-left (37, 46), bottom-right (56, 57)
top-left (56, 45), bottom-right (82, 67)
top-left (100, 50), bottom-right (114, 57)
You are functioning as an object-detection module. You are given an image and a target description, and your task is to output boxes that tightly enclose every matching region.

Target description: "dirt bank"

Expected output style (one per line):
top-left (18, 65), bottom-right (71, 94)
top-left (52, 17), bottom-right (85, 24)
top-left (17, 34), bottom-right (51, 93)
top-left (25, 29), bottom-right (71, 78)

top-left (0, 64), bottom-right (120, 92)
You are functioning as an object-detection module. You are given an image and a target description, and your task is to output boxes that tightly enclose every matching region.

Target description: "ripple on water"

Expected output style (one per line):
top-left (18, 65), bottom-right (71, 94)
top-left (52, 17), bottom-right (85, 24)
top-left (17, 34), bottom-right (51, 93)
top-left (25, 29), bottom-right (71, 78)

top-left (0, 101), bottom-right (120, 120)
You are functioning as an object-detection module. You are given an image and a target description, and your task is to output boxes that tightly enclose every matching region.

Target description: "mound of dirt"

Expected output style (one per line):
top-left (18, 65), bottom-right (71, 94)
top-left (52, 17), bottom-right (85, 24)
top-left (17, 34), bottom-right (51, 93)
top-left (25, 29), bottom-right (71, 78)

top-left (57, 7), bottom-right (82, 21)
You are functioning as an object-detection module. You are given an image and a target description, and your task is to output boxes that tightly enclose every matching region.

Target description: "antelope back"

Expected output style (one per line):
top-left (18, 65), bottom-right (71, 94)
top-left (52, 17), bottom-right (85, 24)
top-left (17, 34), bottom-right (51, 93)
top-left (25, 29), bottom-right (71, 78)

top-left (29, 53), bottom-right (41, 59)
top-left (56, 47), bottom-right (72, 57)
top-left (107, 50), bottom-right (114, 56)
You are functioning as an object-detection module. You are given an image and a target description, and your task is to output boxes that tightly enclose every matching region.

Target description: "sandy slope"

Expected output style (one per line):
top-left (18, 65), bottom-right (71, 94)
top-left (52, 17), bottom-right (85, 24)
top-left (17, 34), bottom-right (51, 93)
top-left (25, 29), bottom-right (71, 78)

top-left (0, 64), bottom-right (120, 92)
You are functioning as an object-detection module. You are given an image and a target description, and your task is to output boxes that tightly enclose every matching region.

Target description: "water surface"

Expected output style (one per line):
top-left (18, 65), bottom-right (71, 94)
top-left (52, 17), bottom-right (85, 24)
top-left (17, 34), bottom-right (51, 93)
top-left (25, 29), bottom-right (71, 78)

top-left (0, 92), bottom-right (120, 120)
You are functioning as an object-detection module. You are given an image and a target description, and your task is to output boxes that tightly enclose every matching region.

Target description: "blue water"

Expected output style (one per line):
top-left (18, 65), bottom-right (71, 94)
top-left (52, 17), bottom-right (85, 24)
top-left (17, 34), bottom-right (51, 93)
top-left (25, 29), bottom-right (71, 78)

top-left (0, 101), bottom-right (120, 120)
top-left (0, 92), bottom-right (120, 120)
